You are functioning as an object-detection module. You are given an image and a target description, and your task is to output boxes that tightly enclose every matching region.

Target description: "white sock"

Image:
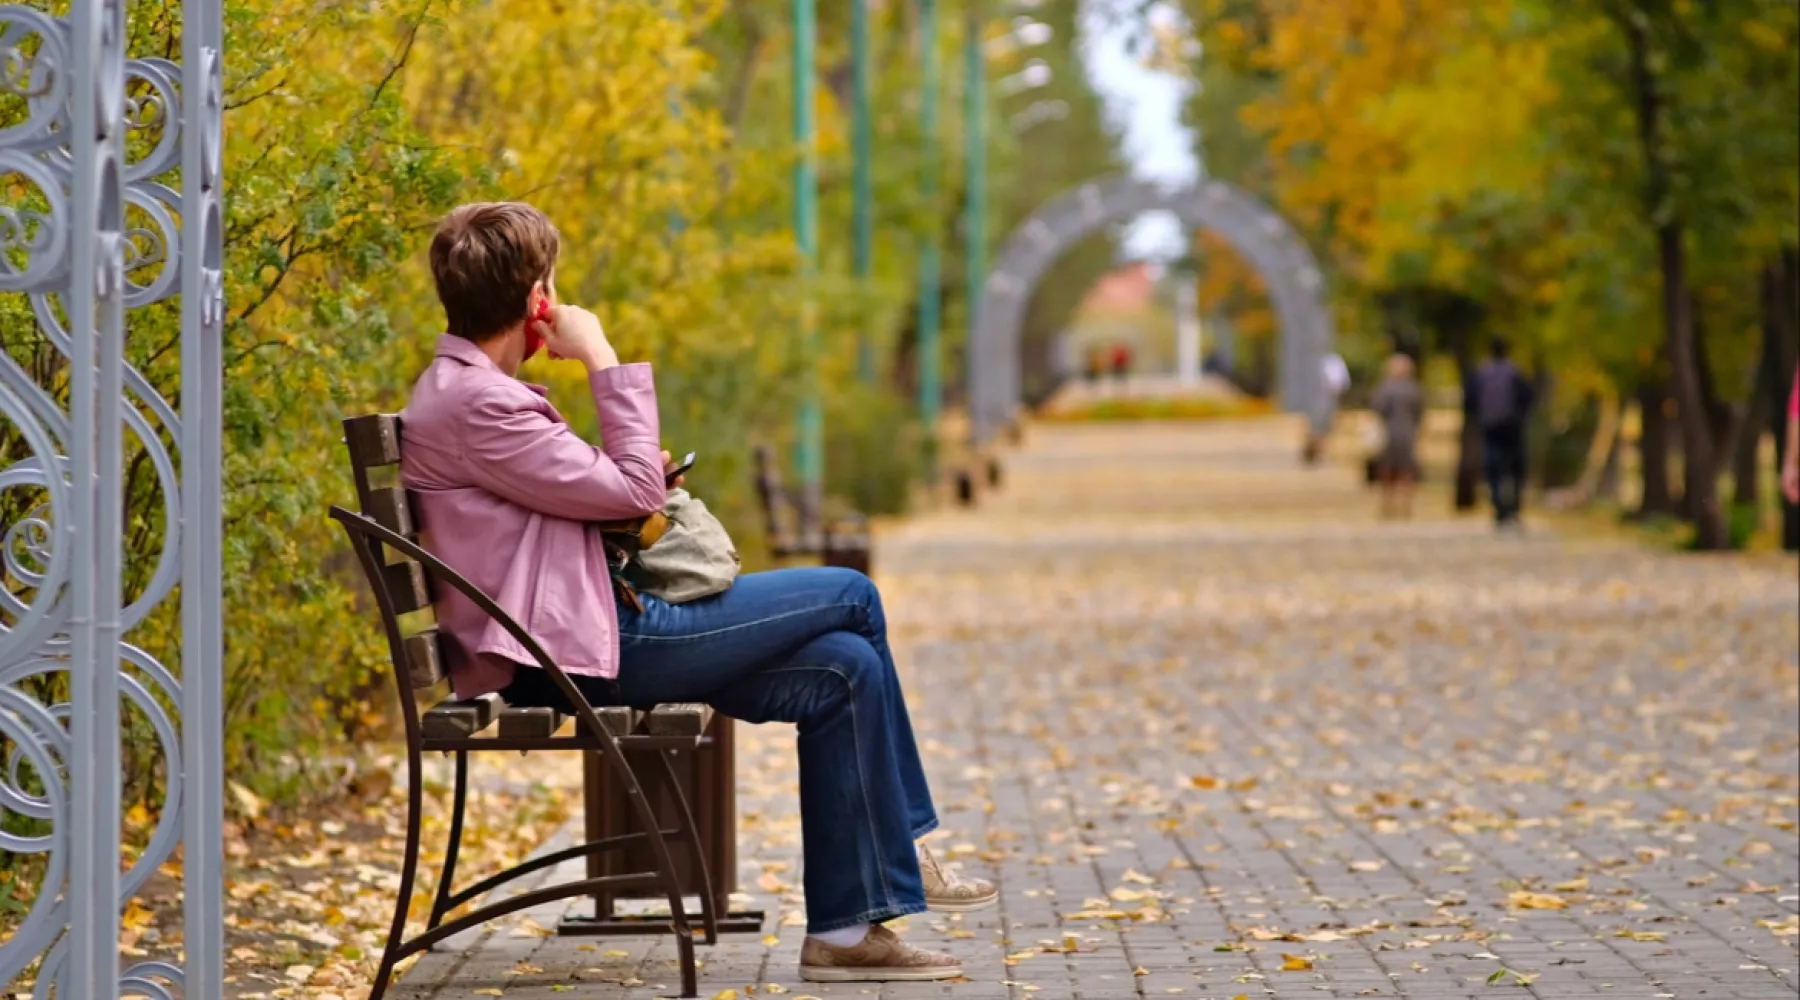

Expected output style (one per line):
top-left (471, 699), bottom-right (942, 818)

top-left (810, 923), bottom-right (872, 948)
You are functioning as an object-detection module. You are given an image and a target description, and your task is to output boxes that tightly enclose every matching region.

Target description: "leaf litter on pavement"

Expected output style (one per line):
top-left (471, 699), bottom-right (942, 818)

top-left (86, 421), bottom-right (1798, 999)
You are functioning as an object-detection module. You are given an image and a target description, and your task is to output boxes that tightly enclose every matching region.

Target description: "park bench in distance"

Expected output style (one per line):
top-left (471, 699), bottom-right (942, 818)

top-left (332, 413), bottom-right (756, 1000)
top-left (751, 443), bottom-right (872, 573)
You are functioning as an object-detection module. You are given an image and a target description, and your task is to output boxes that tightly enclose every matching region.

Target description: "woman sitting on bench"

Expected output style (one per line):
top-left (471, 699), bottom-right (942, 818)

top-left (397, 202), bottom-right (994, 983)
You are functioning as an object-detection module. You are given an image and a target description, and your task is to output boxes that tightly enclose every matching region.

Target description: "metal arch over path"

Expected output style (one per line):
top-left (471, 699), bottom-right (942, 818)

top-left (967, 176), bottom-right (1336, 445)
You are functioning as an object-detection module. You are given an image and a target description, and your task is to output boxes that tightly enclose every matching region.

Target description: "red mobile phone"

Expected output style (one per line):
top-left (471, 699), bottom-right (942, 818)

top-left (525, 299), bottom-right (552, 359)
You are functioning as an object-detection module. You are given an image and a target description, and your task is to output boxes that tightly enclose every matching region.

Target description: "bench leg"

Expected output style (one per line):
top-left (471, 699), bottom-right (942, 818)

top-left (595, 742), bottom-right (700, 998)
top-left (427, 749), bottom-right (470, 931)
top-left (370, 745), bottom-right (430, 1000)
top-left (656, 748), bottom-right (719, 945)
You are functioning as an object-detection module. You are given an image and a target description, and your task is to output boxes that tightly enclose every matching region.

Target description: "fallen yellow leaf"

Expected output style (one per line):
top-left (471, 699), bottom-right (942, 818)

top-left (1507, 891), bottom-right (1569, 910)
top-left (757, 872), bottom-right (788, 893)
top-left (1280, 953), bottom-right (1315, 971)
top-left (122, 899), bottom-right (155, 930)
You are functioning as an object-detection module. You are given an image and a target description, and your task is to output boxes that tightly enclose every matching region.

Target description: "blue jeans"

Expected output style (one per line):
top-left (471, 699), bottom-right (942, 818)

top-left (503, 567), bottom-right (938, 933)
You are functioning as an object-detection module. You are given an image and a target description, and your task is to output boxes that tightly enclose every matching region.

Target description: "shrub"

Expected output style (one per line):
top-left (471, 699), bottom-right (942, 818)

top-left (826, 383), bottom-right (925, 518)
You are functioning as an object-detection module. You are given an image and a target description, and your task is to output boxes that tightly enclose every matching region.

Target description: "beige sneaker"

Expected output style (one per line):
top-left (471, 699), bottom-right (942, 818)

top-left (919, 843), bottom-right (998, 913)
top-left (799, 924), bottom-right (962, 982)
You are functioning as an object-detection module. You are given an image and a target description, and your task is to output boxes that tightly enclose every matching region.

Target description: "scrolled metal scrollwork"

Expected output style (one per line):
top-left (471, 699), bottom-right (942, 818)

top-left (0, 150), bottom-right (73, 293)
top-left (0, 7), bottom-right (70, 152)
top-left (1, 0), bottom-right (223, 993)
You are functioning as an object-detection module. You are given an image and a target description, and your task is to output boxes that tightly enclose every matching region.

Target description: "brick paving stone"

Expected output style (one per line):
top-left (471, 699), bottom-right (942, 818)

top-left (398, 420), bottom-right (1798, 1000)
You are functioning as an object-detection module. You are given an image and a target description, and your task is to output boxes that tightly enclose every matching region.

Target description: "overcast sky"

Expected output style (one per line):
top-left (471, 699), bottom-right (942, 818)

top-left (1077, 0), bottom-right (1197, 262)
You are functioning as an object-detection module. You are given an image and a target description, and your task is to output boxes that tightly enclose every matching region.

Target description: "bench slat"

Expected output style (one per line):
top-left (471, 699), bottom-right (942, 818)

top-left (421, 694), bottom-right (497, 739)
top-left (365, 486), bottom-right (415, 538)
top-left (497, 706), bottom-right (564, 740)
top-left (645, 703), bottom-right (712, 737)
top-left (384, 559), bottom-right (432, 614)
top-left (593, 706), bottom-right (641, 739)
top-left (402, 629), bottom-right (446, 688)
top-left (344, 414), bottom-right (401, 468)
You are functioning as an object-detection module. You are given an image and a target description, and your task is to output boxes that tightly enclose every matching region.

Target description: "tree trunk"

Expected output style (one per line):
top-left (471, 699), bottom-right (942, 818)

top-left (1636, 381), bottom-right (1679, 516)
top-left (1731, 384), bottom-right (1767, 507)
top-left (1764, 249), bottom-right (1800, 551)
top-left (891, 182), bottom-right (968, 406)
top-left (1666, 269), bottom-right (1727, 542)
top-left (1619, 6), bottom-right (1727, 548)
top-left (1662, 226), bottom-right (1726, 547)
top-left (1731, 277), bottom-right (1784, 505)
top-left (1596, 415), bottom-right (1624, 503)
top-left (1451, 329), bottom-right (1480, 510)
top-left (1573, 391), bottom-right (1621, 502)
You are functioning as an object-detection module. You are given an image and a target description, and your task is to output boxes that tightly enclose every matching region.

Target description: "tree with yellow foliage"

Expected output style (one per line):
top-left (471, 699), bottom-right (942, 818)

top-left (1178, 0), bottom-right (1798, 547)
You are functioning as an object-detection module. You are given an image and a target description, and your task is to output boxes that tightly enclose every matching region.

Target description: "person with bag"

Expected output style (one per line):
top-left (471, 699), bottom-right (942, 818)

top-left (1464, 336), bottom-right (1536, 529)
top-left (397, 203), bottom-right (990, 984)
top-left (1371, 353), bottom-right (1424, 519)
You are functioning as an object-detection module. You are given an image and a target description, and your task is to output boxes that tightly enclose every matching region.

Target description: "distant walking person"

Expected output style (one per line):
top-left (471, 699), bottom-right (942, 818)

top-left (1465, 337), bottom-right (1535, 528)
top-left (1110, 343), bottom-right (1132, 379)
top-left (1322, 351), bottom-right (1351, 406)
top-left (1305, 351), bottom-right (1352, 464)
top-left (1371, 353), bottom-right (1424, 519)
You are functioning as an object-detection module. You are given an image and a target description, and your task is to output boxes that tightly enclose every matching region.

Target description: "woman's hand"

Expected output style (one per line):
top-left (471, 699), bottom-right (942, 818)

top-left (542, 305), bottom-right (620, 372)
top-left (662, 450), bottom-right (686, 490)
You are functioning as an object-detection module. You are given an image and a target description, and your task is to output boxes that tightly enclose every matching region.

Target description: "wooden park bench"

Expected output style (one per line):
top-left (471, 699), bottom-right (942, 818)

top-left (332, 414), bottom-right (758, 1000)
top-left (751, 444), bottom-right (872, 574)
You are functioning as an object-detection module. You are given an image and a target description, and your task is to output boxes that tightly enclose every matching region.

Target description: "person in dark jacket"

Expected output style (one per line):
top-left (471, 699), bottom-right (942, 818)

top-left (1465, 337), bottom-right (1536, 528)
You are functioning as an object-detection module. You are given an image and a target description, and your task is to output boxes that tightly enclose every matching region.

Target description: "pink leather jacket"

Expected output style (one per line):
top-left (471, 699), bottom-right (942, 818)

top-left (399, 334), bottom-right (666, 698)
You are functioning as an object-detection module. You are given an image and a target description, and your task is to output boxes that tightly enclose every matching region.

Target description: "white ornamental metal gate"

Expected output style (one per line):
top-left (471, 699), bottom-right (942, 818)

top-left (1, 0), bottom-right (225, 996)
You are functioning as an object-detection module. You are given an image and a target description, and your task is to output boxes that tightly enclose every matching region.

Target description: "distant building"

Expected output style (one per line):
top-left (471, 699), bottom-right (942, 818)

top-left (1079, 261), bottom-right (1157, 314)
top-left (1069, 261), bottom-right (1163, 376)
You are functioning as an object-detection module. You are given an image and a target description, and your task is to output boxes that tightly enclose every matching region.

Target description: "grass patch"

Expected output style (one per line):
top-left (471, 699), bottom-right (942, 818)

top-left (1039, 395), bottom-right (1278, 423)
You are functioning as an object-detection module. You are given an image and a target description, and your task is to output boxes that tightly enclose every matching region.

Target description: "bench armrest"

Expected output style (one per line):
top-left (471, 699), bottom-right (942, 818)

top-left (328, 505), bottom-right (624, 745)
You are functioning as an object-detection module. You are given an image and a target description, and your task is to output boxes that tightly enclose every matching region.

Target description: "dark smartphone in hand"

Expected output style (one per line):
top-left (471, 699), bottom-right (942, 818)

top-left (665, 451), bottom-right (696, 486)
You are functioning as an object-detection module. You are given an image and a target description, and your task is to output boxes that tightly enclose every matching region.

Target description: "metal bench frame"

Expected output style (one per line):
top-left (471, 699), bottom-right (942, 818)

top-left (334, 415), bottom-right (715, 999)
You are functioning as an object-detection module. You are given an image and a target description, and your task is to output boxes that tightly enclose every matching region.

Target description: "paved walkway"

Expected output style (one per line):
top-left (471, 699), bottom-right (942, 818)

top-left (397, 419), bottom-right (1799, 1000)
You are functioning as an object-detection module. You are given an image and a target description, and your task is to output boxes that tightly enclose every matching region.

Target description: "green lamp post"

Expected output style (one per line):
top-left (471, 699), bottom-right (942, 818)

top-left (793, 0), bottom-right (822, 533)
top-left (917, 0), bottom-right (944, 471)
top-left (964, 0), bottom-right (987, 403)
top-left (852, 0), bottom-right (875, 384)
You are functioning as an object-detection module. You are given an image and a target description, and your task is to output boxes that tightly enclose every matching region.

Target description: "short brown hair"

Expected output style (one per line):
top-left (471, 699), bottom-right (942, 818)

top-left (429, 202), bottom-right (560, 342)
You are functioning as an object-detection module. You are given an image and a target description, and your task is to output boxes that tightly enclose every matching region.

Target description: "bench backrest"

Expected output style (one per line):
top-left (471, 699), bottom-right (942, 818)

top-left (342, 413), bottom-right (446, 689)
top-left (750, 444), bottom-right (791, 545)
